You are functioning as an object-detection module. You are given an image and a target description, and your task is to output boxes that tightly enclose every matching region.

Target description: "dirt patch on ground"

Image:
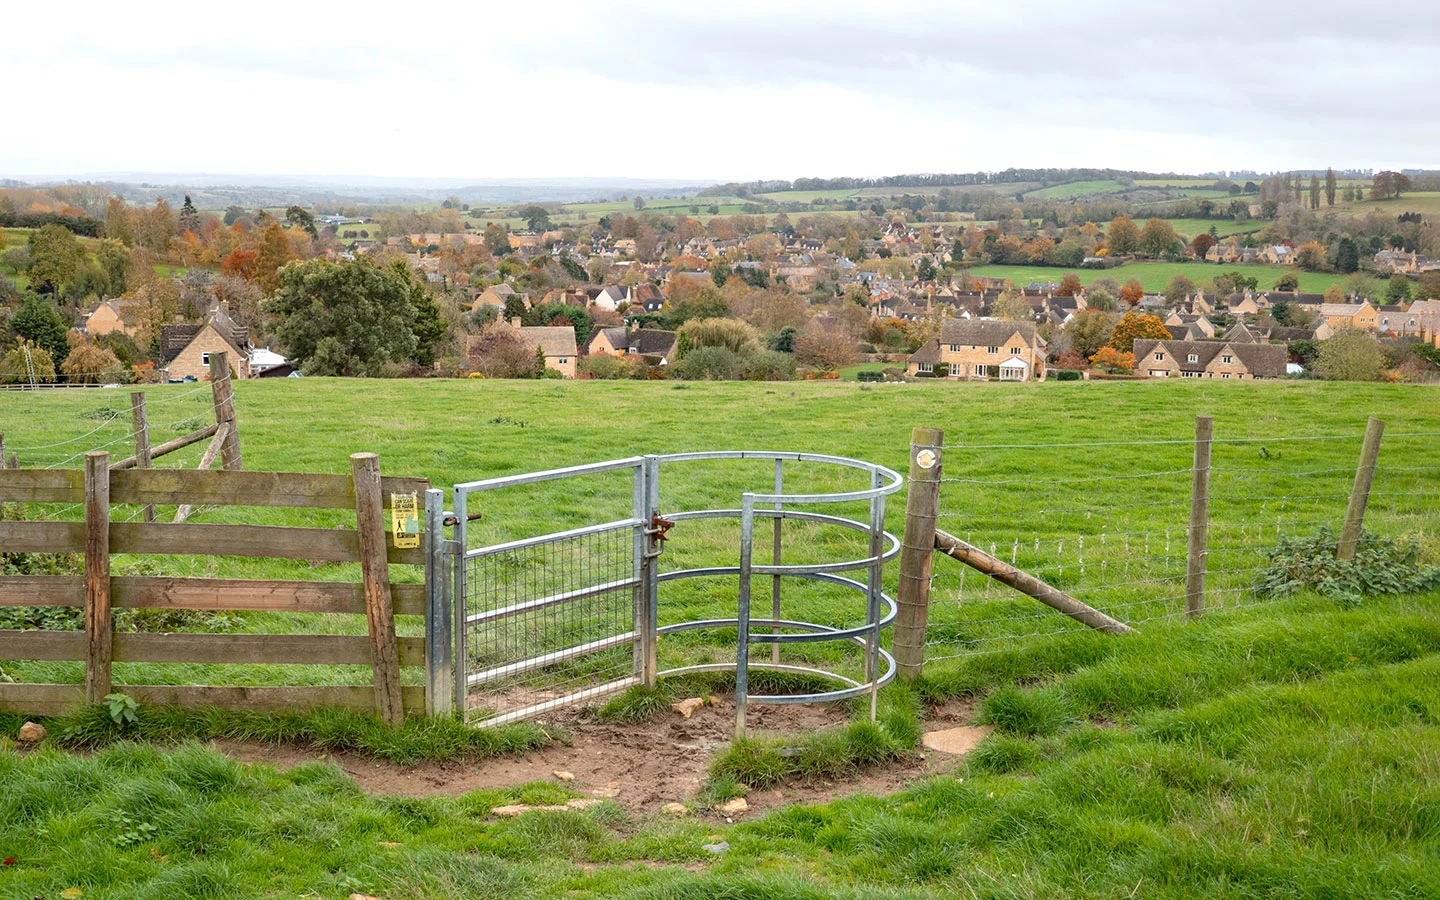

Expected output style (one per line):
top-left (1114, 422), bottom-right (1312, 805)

top-left (219, 695), bottom-right (983, 816)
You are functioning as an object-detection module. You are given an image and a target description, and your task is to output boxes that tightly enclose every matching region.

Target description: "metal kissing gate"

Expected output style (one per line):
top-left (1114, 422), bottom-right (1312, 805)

top-left (423, 452), bottom-right (903, 737)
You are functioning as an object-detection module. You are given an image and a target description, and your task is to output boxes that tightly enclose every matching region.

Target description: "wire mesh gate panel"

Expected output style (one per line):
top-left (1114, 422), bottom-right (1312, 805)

top-left (449, 458), bottom-right (652, 726)
top-left (426, 451), bottom-right (902, 735)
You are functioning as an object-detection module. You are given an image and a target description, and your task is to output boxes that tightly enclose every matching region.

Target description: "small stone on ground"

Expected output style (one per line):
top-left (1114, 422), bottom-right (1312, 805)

top-left (17, 722), bottom-right (46, 743)
top-left (702, 841), bottom-right (729, 854)
top-left (921, 725), bottom-right (994, 756)
top-left (716, 797), bottom-right (749, 814)
top-left (662, 802), bottom-right (687, 816)
top-left (671, 697), bottom-right (705, 719)
top-left (553, 770), bottom-right (575, 781)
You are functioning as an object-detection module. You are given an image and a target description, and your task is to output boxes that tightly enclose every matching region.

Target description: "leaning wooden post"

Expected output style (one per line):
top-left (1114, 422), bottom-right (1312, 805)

top-left (1185, 415), bottom-right (1213, 619)
top-left (1337, 417), bottom-right (1385, 561)
top-left (352, 453), bottom-right (405, 725)
top-left (209, 351), bottom-right (242, 471)
top-left (894, 427), bottom-right (943, 681)
top-left (84, 451), bottom-right (113, 703)
top-left (933, 530), bottom-right (1133, 633)
top-left (129, 392), bottom-right (156, 523)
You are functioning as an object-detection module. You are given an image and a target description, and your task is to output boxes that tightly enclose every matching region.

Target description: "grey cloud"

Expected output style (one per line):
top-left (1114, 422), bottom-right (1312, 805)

top-left (517, 2), bottom-right (1440, 163)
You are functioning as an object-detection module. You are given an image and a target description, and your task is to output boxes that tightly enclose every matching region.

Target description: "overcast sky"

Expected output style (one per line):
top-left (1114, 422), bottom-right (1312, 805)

top-left (5, 0), bottom-right (1437, 183)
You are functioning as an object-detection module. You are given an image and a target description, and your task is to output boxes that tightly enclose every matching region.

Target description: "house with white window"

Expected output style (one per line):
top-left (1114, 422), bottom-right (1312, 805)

top-left (1132, 339), bottom-right (1286, 380)
top-left (906, 320), bottom-right (1047, 382)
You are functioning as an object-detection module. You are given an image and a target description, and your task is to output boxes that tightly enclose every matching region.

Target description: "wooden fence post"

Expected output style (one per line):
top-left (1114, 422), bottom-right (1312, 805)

top-left (84, 451), bottom-right (113, 703)
top-left (1338, 417), bottom-right (1385, 561)
top-left (129, 392), bottom-right (156, 523)
top-left (1185, 415), bottom-right (1213, 619)
top-left (351, 453), bottom-right (405, 725)
top-left (209, 351), bottom-right (242, 471)
top-left (894, 427), bottom-right (943, 681)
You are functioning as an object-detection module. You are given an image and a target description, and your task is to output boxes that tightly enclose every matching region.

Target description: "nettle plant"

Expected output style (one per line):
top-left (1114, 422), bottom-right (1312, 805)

top-left (1256, 526), bottom-right (1440, 607)
top-left (104, 693), bottom-right (140, 728)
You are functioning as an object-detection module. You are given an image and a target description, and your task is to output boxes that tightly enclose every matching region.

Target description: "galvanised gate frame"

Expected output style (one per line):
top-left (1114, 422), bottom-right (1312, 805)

top-left (424, 452), bottom-right (903, 737)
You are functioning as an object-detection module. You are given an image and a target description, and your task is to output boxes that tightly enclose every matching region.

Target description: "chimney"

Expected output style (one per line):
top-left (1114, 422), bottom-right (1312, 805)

top-left (510, 317), bottom-right (523, 329)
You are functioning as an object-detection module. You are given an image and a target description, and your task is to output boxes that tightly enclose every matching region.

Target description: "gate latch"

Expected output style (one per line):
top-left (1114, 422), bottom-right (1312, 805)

top-left (443, 512), bottom-right (484, 527)
top-left (648, 514), bottom-right (675, 547)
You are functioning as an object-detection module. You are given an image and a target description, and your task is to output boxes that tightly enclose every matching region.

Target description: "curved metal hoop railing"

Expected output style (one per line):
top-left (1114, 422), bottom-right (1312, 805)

top-left (649, 451), bottom-right (904, 737)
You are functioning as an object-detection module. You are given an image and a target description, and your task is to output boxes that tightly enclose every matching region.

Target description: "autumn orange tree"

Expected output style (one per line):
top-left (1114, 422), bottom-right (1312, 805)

top-left (1191, 233), bottom-right (1217, 260)
top-left (1119, 279), bottom-right (1145, 307)
top-left (1057, 272), bottom-right (1083, 296)
top-left (1296, 241), bottom-right (1326, 271)
top-left (1089, 346), bottom-right (1136, 373)
top-left (1107, 310), bottom-right (1170, 352)
top-left (252, 223), bottom-right (296, 294)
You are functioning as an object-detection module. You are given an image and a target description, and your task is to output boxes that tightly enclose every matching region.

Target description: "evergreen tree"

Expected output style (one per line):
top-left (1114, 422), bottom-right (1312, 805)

top-left (1325, 167), bottom-right (1337, 207)
top-left (13, 294), bottom-right (70, 364)
top-left (1334, 237), bottom-right (1360, 274)
top-left (179, 195), bottom-right (201, 235)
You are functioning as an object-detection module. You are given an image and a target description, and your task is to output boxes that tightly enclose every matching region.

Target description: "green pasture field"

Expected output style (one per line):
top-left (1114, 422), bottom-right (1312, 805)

top-left (857, 183), bottom-right (1047, 199)
top-left (964, 260), bottom-right (1343, 292)
top-left (759, 189), bottom-right (861, 203)
top-left (1155, 217), bottom-right (1264, 239)
top-left (1, 379), bottom-right (1438, 897)
top-left (1329, 190), bottom-right (1440, 219)
top-left (1023, 180), bottom-right (1128, 200)
top-left (465, 197), bottom-right (755, 230)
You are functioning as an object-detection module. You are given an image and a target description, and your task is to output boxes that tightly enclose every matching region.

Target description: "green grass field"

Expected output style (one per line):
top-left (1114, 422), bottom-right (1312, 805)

top-left (1, 380), bottom-right (1437, 897)
top-left (1023, 180), bottom-right (1128, 200)
top-left (964, 260), bottom-right (1345, 292)
top-left (759, 189), bottom-right (861, 203)
top-left (1156, 218), bottom-right (1264, 239)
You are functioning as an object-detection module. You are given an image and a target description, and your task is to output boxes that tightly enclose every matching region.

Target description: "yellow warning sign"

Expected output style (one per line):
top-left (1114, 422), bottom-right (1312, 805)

top-left (390, 493), bottom-right (420, 549)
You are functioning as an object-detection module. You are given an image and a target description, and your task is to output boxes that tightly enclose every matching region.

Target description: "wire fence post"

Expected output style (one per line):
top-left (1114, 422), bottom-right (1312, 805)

top-left (351, 452), bottom-right (404, 725)
top-left (1185, 415), bottom-right (1213, 619)
top-left (894, 426), bottom-right (942, 680)
top-left (209, 351), bottom-right (242, 471)
top-left (1337, 416), bottom-right (1385, 561)
top-left (129, 392), bottom-right (156, 523)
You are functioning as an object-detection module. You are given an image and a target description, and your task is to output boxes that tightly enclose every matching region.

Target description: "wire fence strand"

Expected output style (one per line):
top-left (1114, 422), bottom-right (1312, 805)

top-left (922, 426), bottom-right (1440, 663)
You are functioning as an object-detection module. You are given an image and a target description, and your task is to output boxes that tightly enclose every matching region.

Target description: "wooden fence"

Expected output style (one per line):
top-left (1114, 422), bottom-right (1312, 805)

top-left (0, 453), bottom-right (429, 724)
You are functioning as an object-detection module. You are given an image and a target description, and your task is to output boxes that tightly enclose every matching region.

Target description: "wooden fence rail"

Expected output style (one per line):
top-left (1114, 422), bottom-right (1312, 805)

top-left (0, 453), bottom-right (429, 724)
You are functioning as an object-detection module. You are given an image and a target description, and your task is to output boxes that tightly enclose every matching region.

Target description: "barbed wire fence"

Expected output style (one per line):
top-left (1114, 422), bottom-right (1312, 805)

top-left (902, 421), bottom-right (1440, 666)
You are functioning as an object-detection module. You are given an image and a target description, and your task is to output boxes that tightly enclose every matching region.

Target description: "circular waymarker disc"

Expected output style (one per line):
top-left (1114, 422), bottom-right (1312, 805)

top-left (915, 449), bottom-right (937, 470)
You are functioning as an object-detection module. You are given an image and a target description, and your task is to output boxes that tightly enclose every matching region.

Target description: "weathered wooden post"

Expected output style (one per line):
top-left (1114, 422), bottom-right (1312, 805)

top-left (209, 351), bottom-right (242, 471)
top-left (894, 427), bottom-right (943, 680)
top-left (1337, 417), bottom-right (1385, 561)
top-left (84, 451), bottom-right (112, 703)
top-left (129, 392), bottom-right (156, 523)
top-left (1185, 415), bottom-right (1213, 619)
top-left (351, 453), bottom-right (405, 725)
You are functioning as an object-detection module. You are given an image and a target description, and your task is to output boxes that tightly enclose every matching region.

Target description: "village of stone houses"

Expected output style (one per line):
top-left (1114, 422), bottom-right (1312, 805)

top-left (3, 169), bottom-right (1438, 388)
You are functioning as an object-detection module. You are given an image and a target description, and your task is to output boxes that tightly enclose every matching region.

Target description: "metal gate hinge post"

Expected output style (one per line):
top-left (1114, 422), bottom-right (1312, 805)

top-left (443, 540), bottom-right (463, 554)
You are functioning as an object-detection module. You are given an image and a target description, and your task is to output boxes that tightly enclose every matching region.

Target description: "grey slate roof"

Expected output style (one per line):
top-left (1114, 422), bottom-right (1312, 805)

top-left (1132, 339), bottom-right (1286, 378)
top-left (935, 319), bottom-right (1045, 348)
